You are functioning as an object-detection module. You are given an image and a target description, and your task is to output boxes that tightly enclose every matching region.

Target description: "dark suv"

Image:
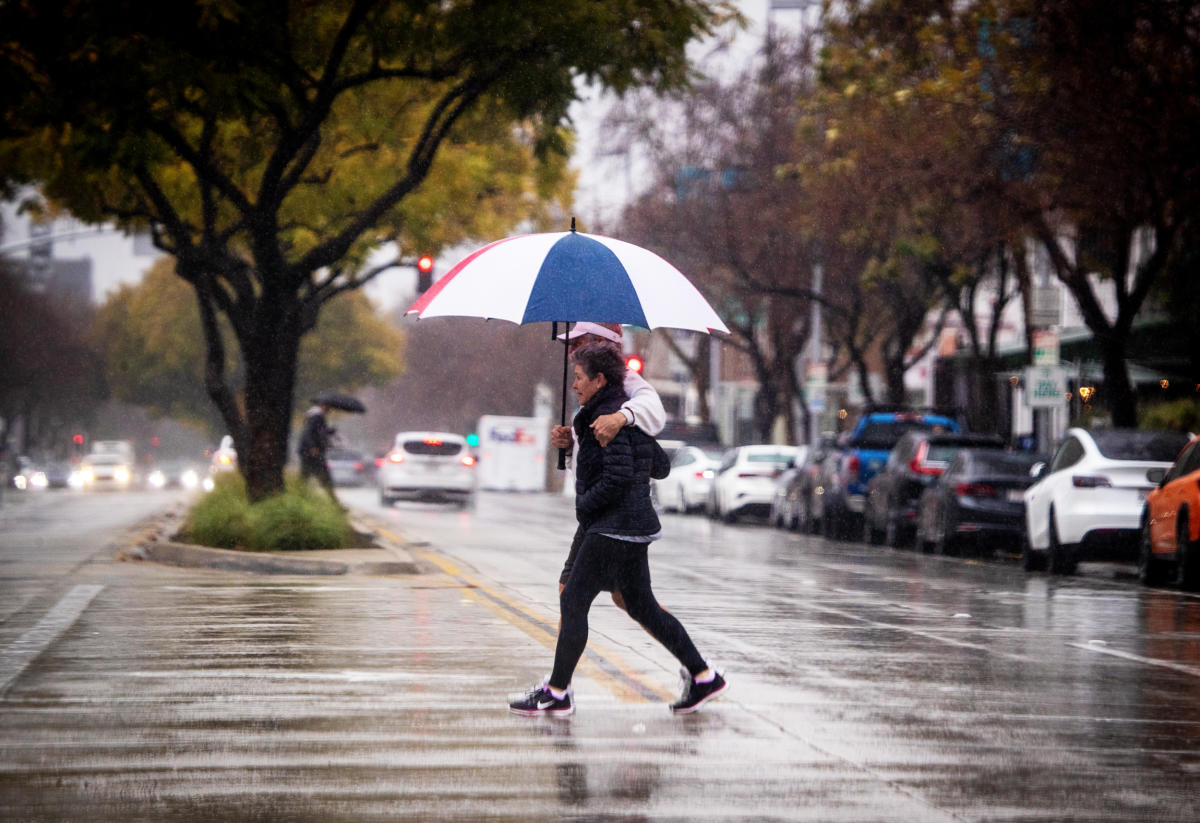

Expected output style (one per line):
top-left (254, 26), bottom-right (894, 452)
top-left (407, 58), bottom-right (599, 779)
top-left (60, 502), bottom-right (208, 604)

top-left (862, 431), bottom-right (1006, 547)
top-left (814, 409), bottom-right (961, 539)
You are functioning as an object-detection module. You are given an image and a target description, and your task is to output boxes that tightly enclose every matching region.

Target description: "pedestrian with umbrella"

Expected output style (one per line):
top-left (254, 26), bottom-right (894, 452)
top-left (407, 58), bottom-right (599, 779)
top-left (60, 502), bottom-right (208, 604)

top-left (406, 220), bottom-right (730, 714)
top-left (299, 392), bottom-right (365, 507)
top-left (508, 342), bottom-right (727, 716)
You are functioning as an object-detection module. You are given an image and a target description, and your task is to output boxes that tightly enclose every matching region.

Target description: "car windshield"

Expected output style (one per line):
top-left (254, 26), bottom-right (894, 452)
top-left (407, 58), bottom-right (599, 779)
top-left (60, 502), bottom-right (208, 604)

top-left (88, 455), bottom-right (123, 465)
top-left (970, 452), bottom-right (1040, 476)
top-left (1090, 430), bottom-right (1190, 462)
top-left (926, 444), bottom-right (964, 464)
top-left (402, 440), bottom-right (462, 457)
top-left (327, 449), bottom-right (362, 461)
top-left (856, 421), bottom-right (940, 450)
top-left (699, 448), bottom-right (725, 462)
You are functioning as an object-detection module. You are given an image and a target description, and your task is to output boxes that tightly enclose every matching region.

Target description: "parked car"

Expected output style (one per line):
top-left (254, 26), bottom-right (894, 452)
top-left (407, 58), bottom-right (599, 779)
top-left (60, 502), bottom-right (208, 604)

top-left (654, 444), bottom-right (724, 514)
top-left (1138, 435), bottom-right (1200, 590)
top-left (863, 431), bottom-right (1005, 547)
top-left (378, 431), bottom-right (476, 507)
top-left (915, 448), bottom-right (1043, 556)
top-left (326, 447), bottom-right (368, 487)
top-left (815, 409), bottom-right (961, 539)
top-left (707, 445), bottom-right (801, 523)
top-left (765, 444), bottom-right (814, 529)
top-left (778, 436), bottom-right (841, 533)
top-left (1023, 427), bottom-right (1190, 575)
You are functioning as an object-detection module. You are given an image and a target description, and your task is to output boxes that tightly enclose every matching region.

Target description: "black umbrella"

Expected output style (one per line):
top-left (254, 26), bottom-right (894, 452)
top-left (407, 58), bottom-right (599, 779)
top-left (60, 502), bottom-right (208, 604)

top-left (311, 392), bottom-right (366, 414)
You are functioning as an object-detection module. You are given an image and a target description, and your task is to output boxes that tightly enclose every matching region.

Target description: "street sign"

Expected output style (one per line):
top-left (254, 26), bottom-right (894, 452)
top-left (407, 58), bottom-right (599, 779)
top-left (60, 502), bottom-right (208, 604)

top-left (1024, 365), bottom-right (1067, 408)
top-left (1032, 329), bottom-right (1059, 365)
top-left (1031, 286), bottom-right (1061, 327)
top-left (805, 362), bottom-right (827, 413)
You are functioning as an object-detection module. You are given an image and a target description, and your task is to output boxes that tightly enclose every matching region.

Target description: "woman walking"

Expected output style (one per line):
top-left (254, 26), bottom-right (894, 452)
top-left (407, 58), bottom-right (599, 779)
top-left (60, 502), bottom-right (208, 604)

top-left (509, 342), bottom-right (727, 717)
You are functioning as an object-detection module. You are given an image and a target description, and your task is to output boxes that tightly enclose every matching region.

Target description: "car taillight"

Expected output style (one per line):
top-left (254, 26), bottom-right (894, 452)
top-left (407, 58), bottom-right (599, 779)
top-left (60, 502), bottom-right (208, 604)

top-left (698, 469), bottom-right (714, 479)
top-left (353, 462), bottom-right (364, 471)
top-left (424, 438), bottom-right (443, 446)
top-left (908, 442), bottom-right (942, 476)
top-left (387, 452), bottom-right (405, 463)
top-left (460, 455), bottom-right (476, 467)
top-left (954, 482), bottom-right (997, 498)
top-left (847, 455), bottom-right (861, 474)
top-left (1072, 475), bottom-right (1112, 488)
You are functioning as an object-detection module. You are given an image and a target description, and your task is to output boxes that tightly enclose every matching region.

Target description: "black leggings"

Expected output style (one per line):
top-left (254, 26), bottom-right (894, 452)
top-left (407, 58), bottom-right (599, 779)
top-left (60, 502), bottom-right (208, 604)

top-left (550, 533), bottom-right (707, 690)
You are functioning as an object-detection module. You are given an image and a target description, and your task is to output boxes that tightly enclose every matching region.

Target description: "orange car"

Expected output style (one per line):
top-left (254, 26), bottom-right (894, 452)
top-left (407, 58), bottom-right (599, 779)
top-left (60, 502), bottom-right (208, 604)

top-left (1139, 435), bottom-right (1200, 590)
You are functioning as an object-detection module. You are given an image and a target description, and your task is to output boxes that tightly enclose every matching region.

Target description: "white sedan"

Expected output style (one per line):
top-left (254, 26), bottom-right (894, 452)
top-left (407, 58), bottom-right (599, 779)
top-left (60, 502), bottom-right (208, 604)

top-left (653, 444), bottom-right (724, 514)
top-left (1023, 427), bottom-right (1190, 575)
top-left (708, 445), bottom-right (802, 523)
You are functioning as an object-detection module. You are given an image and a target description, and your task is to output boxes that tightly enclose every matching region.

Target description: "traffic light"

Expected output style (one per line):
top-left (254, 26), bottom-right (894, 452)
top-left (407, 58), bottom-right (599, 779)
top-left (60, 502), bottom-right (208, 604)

top-left (625, 354), bottom-right (644, 374)
top-left (465, 433), bottom-right (480, 447)
top-left (72, 433), bottom-right (84, 445)
top-left (416, 254), bottom-right (434, 293)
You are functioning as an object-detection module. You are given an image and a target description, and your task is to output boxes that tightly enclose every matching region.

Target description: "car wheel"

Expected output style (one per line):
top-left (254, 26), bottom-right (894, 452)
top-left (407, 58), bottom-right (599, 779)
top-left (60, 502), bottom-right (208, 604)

top-left (379, 490), bottom-right (393, 507)
top-left (1177, 510), bottom-right (1200, 592)
top-left (677, 488), bottom-right (689, 514)
top-left (864, 514), bottom-right (884, 545)
top-left (1021, 529), bottom-right (1046, 572)
top-left (1138, 517), bottom-right (1166, 586)
top-left (1047, 509), bottom-right (1077, 575)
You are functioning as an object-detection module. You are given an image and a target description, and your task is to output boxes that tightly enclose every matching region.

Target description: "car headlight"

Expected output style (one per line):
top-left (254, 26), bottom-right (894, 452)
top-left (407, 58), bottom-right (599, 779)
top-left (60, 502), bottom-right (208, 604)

top-left (115, 466), bottom-right (131, 484)
top-left (147, 470), bottom-right (166, 488)
top-left (181, 469), bottom-right (199, 489)
top-left (31, 471), bottom-right (48, 489)
top-left (68, 471), bottom-right (85, 489)
top-left (14, 474), bottom-right (28, 490)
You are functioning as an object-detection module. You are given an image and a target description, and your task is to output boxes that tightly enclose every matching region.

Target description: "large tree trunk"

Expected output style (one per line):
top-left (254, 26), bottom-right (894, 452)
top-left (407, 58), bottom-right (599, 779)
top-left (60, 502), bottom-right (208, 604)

top-left (1100, 335), bottom-right (1137, 427)
top-left (240, 295), bottom-right (303, 502)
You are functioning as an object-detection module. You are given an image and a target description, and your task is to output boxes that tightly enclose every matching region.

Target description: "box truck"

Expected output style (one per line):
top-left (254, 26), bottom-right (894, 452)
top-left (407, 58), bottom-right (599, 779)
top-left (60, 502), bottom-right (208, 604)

top-left (476, 416), bottom-right (548, 492)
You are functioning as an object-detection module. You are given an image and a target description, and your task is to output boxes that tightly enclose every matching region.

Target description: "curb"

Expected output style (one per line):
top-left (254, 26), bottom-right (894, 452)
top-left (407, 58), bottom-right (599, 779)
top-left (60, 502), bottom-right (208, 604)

top-left (117, 505), bottom-right (423, 576)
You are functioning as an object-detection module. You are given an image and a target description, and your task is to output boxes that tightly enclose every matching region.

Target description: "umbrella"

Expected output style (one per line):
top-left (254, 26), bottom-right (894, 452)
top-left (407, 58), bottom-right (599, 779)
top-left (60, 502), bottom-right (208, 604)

top-left (406, 220), bottom-right (728, 467)
top-left (407, 224), bottom-right (728, 334)
top-left (311, 392), bottom-right (366, 414)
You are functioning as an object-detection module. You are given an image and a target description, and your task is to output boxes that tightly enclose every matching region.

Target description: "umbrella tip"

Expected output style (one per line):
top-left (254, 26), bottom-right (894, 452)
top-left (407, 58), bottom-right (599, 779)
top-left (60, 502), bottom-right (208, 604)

top-left (570, 216), bottom-right (576, 232)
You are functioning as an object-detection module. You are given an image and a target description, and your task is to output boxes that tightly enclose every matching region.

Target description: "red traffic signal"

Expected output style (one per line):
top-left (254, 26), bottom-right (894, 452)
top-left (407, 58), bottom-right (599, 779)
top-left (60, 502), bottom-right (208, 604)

top-left (625, 354), bottom-right (644, 374)
top-left (72, 433), bottom-right (84, 445)
top-left (416, 255), bottom-right (434, 293)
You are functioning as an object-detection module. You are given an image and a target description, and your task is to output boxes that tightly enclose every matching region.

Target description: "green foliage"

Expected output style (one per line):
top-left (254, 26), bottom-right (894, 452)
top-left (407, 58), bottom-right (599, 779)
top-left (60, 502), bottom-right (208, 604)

top-left (1, 0), bottom-right (738, 500)
top-left (1140, 399), bottom-right (1200, 434)
top-left (98, 257), bottom-right (405, 437)
top-left (183, 472), bottom-right (352, 551)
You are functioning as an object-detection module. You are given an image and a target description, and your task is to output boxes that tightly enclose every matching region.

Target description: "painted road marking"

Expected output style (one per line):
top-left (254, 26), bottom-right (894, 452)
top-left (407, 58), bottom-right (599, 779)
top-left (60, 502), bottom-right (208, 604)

top-left (0, 584), bottom-right (104, 695)
top-left (368, 522), bottom-right (674, 703)
top-left (1068, 642), bottom-right (1200, 678)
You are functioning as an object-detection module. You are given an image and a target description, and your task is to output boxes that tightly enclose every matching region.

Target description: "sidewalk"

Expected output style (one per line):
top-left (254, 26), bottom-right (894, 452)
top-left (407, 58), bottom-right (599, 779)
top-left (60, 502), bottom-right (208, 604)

top-left (117, 501), bottom-right (423, 576)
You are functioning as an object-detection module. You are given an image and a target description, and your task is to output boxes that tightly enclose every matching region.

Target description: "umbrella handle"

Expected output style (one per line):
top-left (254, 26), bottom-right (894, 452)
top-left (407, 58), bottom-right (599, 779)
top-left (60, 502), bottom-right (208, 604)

top-left (557, 321), bottom-right (568, 471)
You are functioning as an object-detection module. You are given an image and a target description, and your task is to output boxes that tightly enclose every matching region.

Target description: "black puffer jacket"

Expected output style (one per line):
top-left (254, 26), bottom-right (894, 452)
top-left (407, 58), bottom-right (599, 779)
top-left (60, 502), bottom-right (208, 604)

top-left (574, 382), bottom-right (662, 537)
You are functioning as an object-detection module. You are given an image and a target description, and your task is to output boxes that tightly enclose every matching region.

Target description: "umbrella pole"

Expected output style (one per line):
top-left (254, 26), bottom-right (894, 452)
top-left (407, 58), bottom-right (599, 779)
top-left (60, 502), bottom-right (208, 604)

top-left (556, 321), bottom-right (569, 470)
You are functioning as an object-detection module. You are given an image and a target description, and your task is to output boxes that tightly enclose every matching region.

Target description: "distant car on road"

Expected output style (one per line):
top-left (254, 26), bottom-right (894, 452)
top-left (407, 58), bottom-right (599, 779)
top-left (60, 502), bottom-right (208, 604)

top-left (378, 431), bottom-right (476, 507)
top-left (915, 448), bottom-right (1043, 557)
top-left (654, 444), bottom-right (724, 514)
top-left (1138, 434), bottom-right (1200, 590)
top-left (146, 459), bottom-right (203, 491)
top-left (707, 445), bottom-right (802, 523)
top-left (326, 447), bottom-right (368, 487)
top-left (862, 431), bottom-right (1005, 547)
top-left (1023, 427), bottom-right (1190, 575)
top-left (79, 452), bottom-right (135, 491)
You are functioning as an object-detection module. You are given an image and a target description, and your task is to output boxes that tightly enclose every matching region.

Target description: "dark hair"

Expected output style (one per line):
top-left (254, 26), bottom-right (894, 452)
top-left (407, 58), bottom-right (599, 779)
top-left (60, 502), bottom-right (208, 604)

top-left (571, 341), bottom-right (625, 387)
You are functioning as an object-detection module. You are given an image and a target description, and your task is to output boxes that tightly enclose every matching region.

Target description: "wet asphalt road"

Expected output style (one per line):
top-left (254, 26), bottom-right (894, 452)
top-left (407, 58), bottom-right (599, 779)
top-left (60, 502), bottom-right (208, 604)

top-left (1, 487), bottom-right (1199, 821)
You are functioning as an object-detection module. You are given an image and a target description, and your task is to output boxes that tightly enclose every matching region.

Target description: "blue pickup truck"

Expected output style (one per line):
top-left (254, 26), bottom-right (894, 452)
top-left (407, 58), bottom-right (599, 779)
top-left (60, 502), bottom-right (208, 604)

top-left (816, 409), bottom-right (961, 539)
